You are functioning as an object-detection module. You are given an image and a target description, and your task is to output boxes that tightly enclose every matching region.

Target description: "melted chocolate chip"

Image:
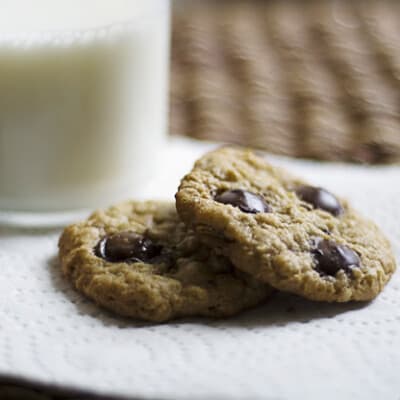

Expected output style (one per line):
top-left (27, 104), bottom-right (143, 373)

top-left (95, 231), bottom-right (162, 263)
top-left (214, 189), bottom-right (270, 214)
top-left (312, 238), bottom-right (360, 276)
top-left (296, 185), bottom-right (343, 216)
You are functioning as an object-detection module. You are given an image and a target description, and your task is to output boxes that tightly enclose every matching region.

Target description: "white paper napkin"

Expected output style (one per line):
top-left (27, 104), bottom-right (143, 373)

top-left (1, 138), bottom-right (399, 400)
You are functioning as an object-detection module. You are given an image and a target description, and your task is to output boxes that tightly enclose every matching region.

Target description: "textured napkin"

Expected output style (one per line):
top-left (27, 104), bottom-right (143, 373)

top-left (0, 138), bottom-right (399, 400)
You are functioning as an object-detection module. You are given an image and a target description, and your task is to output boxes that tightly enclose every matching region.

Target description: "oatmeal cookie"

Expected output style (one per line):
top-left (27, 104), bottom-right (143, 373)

top-left (176, 147), bottom-right (396, 302)
top-left (59, 201), bottom-right (271, 322)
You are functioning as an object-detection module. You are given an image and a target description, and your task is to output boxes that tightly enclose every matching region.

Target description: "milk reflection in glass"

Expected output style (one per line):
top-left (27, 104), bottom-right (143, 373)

top-left (0, 0), bottom-right (170, 211)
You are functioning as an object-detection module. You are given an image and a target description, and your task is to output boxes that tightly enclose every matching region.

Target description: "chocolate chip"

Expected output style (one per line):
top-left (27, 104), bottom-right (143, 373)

top-left (95, 231), bottom-right (162, 263)
top-left (312, 238), bottom-right (360, 276)
top-left (214, 189), bottom-right (270, 214)
top-left (295, 185), bottom-right (343, 216)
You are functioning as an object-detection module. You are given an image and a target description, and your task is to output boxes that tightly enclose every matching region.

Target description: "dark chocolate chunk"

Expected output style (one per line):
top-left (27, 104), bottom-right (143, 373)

top-left (296, 185), bottom-right (343, 216)
top-left (312, 238), bottom-right (360, 276)
top-left (95, 231), bottom-right (162, 263)
top-left (214, 189), bottom-right (270, 214)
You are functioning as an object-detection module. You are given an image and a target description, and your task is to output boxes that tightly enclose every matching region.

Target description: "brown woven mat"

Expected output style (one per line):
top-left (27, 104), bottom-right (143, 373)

top-left (0, 377), bottom-right (133, 400)
top-left (170, 0), bottom-right (400, 164)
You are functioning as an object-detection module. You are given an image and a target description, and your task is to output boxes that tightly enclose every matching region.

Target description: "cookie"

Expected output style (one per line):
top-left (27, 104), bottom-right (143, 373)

top-left (176, 147), bottom-right (396, 302)
top-left (59, 201), bottom-right (271, 322)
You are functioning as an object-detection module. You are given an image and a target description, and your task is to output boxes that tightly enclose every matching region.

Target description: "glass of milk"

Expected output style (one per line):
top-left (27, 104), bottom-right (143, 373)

top-left (0, 0), bottom-right (170, 226)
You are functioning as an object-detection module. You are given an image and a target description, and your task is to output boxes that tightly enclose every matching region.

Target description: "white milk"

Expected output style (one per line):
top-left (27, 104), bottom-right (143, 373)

top-left (0, 0), bottom-right (170, 212)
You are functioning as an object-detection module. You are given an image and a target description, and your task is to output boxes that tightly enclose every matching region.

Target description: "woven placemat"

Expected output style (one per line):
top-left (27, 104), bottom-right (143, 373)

top-left (170, 0), bottom-right (400, 164)
top-left (0, 377), bottom-right (130, 400)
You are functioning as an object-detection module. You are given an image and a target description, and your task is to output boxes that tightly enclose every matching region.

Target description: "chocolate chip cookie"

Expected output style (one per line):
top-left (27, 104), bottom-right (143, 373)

top-left (59, 201), bottom-right (271, 322)
top-left (176, 147), bottom-right (396, 302)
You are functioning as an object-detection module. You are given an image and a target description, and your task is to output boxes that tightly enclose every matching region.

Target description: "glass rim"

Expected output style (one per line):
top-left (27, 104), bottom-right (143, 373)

top-left (0, 0), bottom-right (170, 45)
